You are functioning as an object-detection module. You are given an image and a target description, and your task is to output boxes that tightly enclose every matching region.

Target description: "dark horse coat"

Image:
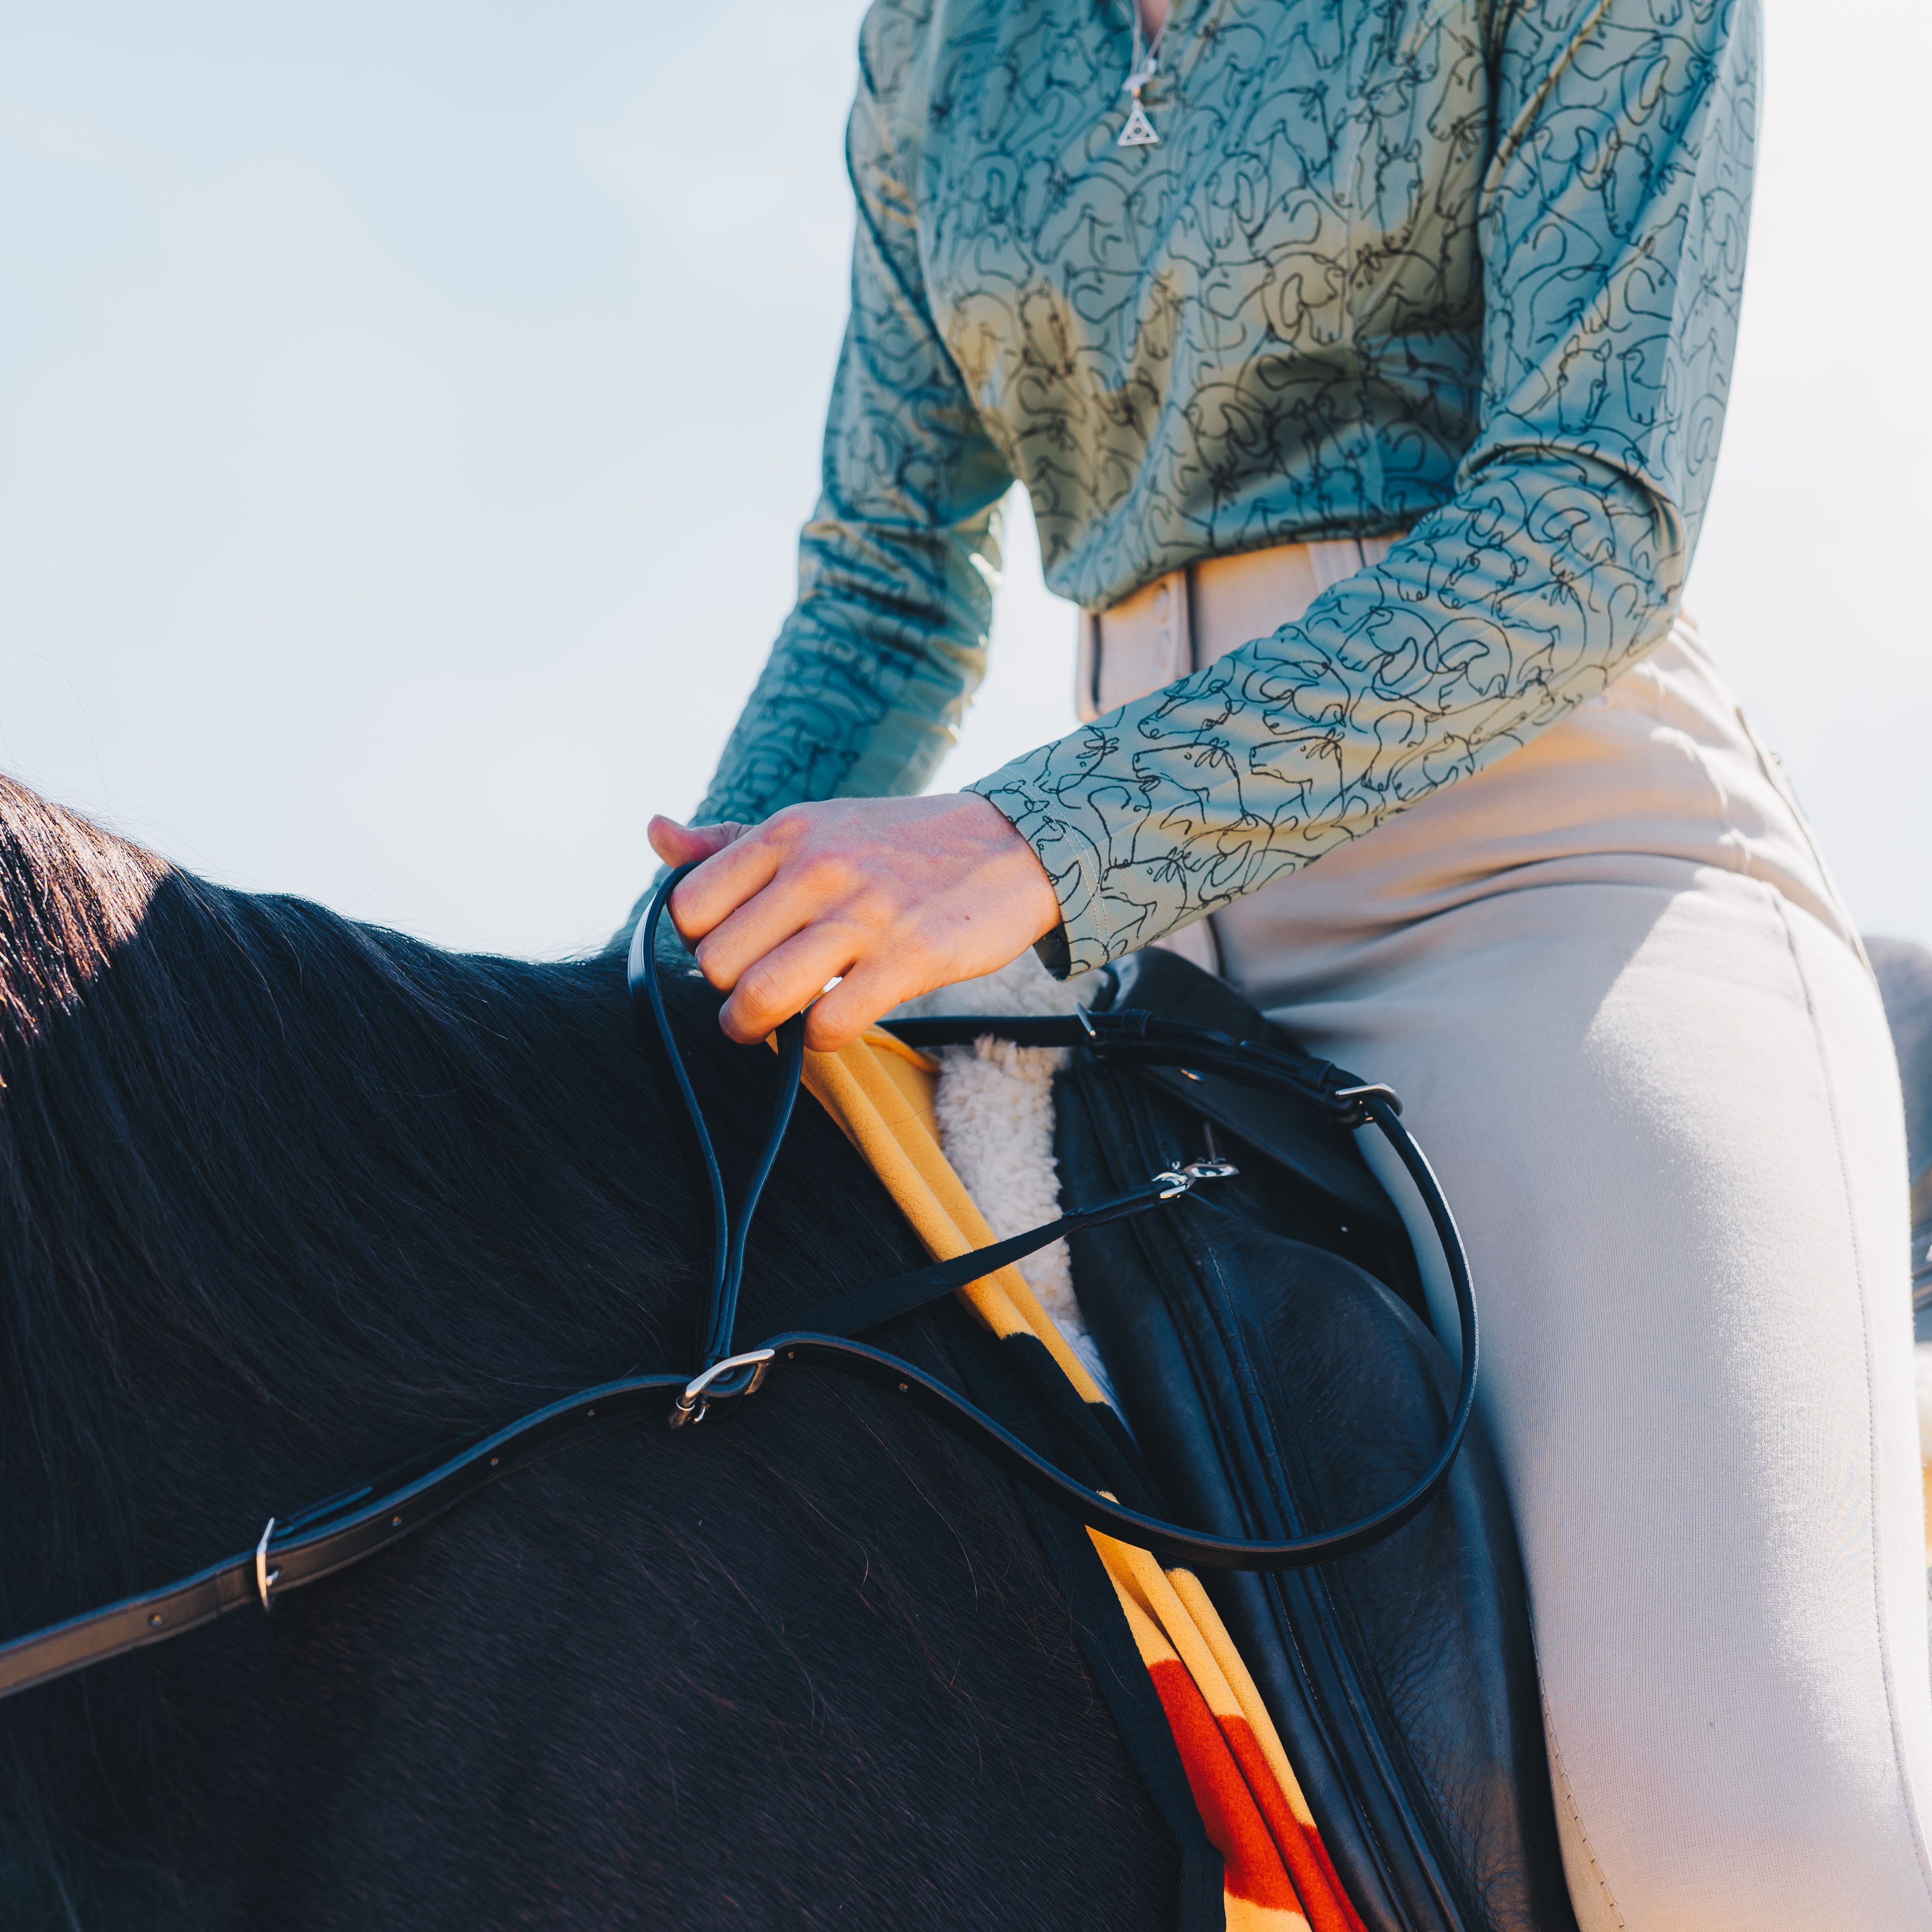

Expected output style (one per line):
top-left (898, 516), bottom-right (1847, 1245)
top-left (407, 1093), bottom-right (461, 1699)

top-left (7, 773), bottom-right (1929, 1932)
top-left (0, 778), bottom-right (1182, 1929)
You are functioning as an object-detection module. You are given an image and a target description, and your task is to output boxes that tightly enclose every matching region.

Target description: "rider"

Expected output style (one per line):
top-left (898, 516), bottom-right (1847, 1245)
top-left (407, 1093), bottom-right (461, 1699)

top-left (644, 1), bottom-right (1932, 1924)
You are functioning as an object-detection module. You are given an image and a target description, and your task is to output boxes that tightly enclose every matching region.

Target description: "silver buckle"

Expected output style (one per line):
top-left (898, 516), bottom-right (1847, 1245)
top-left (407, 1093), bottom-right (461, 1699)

top-left (667, 1347), bottom-right (777, 1430)
top-left (1331, 1081), bottom-right (1401, 1118)
top-left (255, 1517), bottom-right (280, 1612)
top-left (1151, 1157), bottom-right (1239, 1199)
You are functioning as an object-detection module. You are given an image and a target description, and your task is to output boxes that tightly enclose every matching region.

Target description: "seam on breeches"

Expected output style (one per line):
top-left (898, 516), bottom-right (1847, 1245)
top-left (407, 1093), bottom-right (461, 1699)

top-left (1540, 1678), bottom-right (1628, 1930)
top-left (1774, 885), bottom-right (1932, 1913)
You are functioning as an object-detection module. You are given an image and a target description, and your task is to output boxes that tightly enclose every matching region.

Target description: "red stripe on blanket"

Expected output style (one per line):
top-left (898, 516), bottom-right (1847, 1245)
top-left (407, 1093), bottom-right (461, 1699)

top-left (1217, 1715), bottom-right (1371, 1932)
top-left (1145, 1658), bottom-right (1306, 1912)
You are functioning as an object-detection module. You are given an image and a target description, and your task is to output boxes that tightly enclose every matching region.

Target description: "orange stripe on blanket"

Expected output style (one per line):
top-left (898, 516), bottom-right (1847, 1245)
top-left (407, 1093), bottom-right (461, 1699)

top-left (1160, 1569), bottom-right (1367, 1932)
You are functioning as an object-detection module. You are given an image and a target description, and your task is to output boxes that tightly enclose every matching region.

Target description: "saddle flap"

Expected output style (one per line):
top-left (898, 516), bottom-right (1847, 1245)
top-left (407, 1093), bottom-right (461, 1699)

top-left (1055, 1046), bottom-right (1578, 1932)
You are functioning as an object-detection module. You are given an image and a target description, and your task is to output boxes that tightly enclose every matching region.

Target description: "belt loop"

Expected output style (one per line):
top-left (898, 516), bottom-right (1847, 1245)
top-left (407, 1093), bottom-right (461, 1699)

top-left (1156, 567), bottom-right (1191, 688)
top-left (1306, 538), bottom-right (1360, 595)
top-left (1075, 609), bottom-right (1102, 723)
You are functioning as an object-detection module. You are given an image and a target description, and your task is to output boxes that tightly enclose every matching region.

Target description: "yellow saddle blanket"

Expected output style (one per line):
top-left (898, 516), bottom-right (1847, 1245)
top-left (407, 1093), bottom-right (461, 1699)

top-left (800, 1029), bottom-right (1369, 1932)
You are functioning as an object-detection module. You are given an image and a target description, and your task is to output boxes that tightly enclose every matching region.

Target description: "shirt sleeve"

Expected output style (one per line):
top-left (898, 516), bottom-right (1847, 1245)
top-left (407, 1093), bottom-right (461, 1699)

top-left (692, 37), bottom-right (1015, 827)
top-left (970, 0), bottom-right (1759, 975)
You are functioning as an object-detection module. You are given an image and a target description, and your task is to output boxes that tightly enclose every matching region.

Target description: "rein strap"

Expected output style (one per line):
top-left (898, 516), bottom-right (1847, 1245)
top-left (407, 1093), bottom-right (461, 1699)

top-left (0, 872), bottom-right (1478, 1704)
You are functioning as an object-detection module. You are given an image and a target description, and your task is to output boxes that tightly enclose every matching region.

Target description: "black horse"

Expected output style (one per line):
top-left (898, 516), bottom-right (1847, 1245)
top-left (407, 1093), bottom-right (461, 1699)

top-left (4, 772), bottom-right (1929, 1931)
top-left (0, 776), bottom-right (1182, 1929)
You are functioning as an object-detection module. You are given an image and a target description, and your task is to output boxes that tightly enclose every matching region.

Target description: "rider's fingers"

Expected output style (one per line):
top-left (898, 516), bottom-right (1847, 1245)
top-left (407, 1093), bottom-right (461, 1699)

top-left (666, 818), bottom-right (791, 944)
top-left (714, 924), bottom-right (864, 1046)
top-left (800, 956), bottom-right (927, 1054)
top-left (648, 815), bottom-right (747, 869)
top-left (688, 826), bottom-right (886, 988)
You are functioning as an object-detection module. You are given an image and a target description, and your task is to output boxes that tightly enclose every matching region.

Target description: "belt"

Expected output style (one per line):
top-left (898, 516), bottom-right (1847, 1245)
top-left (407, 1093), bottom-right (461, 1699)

top-left (1075, 534), bottom-right (1406, 722)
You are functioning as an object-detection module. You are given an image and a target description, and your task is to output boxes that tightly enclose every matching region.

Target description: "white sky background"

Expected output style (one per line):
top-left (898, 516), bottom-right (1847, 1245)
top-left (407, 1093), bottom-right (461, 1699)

top-left (0, 0), bottom-right (1925, 962)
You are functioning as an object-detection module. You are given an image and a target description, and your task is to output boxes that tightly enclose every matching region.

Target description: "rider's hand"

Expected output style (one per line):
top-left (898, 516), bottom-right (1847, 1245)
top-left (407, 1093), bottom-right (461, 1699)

top-left (648, 794), bottom-right (1063, 1053)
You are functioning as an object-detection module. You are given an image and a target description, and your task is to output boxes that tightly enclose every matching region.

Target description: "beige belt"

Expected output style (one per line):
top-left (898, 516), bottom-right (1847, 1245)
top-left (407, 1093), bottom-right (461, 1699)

top-left (1075, 532), bottom-right (1405, 973)
top-left (1075, 533), bottom-right (1405, 721)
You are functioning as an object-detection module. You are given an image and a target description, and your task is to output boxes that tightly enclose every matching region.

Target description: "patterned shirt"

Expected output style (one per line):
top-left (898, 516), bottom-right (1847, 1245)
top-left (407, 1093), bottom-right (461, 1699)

top-left (696, 0), bottom-right (1757, 973)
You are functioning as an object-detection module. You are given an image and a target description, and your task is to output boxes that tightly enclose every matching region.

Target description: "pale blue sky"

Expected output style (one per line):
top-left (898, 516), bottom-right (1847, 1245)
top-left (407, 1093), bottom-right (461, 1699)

top-left (1, 0), bottom-right (1925, 959)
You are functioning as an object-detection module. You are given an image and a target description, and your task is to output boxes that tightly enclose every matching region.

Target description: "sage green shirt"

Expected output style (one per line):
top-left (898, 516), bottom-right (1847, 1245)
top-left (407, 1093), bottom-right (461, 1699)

top-left (696, 0), bottom-right (1757, 973)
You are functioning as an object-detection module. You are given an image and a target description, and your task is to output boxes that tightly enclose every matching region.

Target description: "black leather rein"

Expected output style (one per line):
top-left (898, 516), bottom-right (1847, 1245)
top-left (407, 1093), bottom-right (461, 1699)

top-left (0, 871), bottom-right (1478, 1703)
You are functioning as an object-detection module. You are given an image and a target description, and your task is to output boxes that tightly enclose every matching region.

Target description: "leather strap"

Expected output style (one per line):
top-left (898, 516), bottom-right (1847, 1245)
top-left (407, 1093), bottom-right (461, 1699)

top-left (0, 1131), bottom-right (1223, 1702)
top-left (883, 1010), bottom-right (1400, 1129)
top-left (780, 1177), bottom-right (1218, 1339)
top-left (0, 878), bottom-right (1479, 1704)
top-left (0, 1370), bottom-right (684, 1700)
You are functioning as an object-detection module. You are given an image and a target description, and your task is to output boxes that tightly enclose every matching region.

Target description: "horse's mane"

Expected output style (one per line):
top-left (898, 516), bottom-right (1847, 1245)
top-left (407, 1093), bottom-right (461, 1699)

top-left (0, 773), bottom-right (828, 1630)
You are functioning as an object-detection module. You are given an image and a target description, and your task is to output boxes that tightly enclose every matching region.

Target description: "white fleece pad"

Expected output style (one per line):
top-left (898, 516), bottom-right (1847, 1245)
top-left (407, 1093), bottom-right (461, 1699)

top-left (891, 952), bottom-right (1112, 1394)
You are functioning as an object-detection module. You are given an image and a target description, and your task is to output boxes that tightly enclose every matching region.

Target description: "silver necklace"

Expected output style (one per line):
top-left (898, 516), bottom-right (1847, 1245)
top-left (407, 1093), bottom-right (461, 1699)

top-left (1118, 9), bottom-right (1167, 147)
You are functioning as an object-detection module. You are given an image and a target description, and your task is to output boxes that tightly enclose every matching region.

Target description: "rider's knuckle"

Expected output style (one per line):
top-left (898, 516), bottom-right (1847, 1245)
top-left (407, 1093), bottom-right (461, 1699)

top-left (797, 847), bottom-right (857, 895)
top-left (762, 809), bottom-right (811, 851)
top-left (740, 962), bottom-right (795, 1014)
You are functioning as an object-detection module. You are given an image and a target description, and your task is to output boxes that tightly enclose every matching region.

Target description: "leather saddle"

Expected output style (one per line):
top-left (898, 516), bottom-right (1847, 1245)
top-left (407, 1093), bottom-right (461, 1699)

top-left (1055, 948), bottom-right (1578, 1932)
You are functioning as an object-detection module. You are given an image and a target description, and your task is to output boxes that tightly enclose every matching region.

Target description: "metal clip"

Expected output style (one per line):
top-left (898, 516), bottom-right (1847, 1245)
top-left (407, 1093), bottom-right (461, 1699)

top-left (1330, 1081), bottom-right (1402, 1125)
top-left (1151, 1157), bottom-right (1240, 1199)
top-left (255, 1517), bottom-right (280, 1612)
top-left (668, 1347), bottom-right (777, 1430)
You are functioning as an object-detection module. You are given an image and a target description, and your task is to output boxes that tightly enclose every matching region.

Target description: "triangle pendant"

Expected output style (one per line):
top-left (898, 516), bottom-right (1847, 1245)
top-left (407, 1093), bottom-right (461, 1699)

top-left (1118, 101), bottom-right (1159, 147)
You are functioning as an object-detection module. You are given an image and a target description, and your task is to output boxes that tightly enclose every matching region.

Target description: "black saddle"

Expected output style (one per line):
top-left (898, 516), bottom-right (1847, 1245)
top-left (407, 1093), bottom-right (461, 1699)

top-left (1056, 947), bottom-right (1578, 1932)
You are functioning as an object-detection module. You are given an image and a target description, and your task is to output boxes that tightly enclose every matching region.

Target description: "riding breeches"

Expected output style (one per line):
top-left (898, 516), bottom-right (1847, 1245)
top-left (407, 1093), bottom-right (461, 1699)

top-left (1198, 619), bottom-right (1932, 1930)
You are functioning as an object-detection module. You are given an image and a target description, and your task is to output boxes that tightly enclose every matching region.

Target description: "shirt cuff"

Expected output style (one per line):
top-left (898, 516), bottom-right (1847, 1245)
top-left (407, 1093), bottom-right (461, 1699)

top-left (967, 751), bottom-right (1161, 978)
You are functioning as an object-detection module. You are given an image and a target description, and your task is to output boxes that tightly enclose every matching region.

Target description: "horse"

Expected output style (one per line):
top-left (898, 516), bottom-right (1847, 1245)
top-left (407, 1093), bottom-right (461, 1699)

top-left (5, 766), bottom-right (1929, 1931)
top-left (0, 775), bottom-right (1182, 1929)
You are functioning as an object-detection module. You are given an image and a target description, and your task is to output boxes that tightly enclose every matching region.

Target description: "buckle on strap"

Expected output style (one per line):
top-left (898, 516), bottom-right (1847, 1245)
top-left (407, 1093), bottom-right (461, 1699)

top-left (255, 1517), bottom-right (280, 1612)
top-left (1328, 1080), bottom-right (1401, 1127)
top-left (1150, 1157), bottom-right (1239, 1199)
top-left (667, 1348), bottom-right (777, 1430)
